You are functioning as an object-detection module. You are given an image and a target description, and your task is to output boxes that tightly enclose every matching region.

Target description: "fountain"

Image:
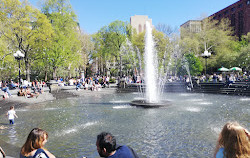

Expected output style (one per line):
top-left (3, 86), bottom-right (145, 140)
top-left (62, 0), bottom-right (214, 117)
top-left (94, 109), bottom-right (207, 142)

top-left (130, 21), bottom-right (171, 108)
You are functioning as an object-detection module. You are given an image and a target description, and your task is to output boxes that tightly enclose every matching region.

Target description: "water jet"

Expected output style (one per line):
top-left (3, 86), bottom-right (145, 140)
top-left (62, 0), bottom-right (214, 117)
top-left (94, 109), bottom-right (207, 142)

top-left (130, 21), bottom-right (170, 108)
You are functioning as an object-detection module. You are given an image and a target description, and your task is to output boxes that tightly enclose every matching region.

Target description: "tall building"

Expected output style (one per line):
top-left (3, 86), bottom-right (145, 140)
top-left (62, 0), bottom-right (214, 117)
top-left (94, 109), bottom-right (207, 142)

top-left (130, 15), bottom-right (153, 33)
top-left (210, 0), bottom-right (250, 38)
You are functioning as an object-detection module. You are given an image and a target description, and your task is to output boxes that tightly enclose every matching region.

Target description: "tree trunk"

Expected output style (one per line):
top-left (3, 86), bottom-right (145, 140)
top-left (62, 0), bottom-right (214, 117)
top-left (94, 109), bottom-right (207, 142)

top-left (45, 71), bottom-right (48, 82)
top-left (53, 67), bottom-right (57, 80)
top-left (68, 64), bottom-right (71, 79)
top-left (119, 55), bottom-right (122, 77)
top-left (25, 60), bottom-right (30, 82)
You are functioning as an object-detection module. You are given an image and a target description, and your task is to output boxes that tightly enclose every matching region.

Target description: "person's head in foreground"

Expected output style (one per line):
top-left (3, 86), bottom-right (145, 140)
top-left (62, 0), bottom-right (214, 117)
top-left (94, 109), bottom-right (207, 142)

top-left (96, 132), bottom-right (116, 157)
top-left (21, 128), bottom-right (48, 156)
top-left (215, 122), bottom-right (250, 158)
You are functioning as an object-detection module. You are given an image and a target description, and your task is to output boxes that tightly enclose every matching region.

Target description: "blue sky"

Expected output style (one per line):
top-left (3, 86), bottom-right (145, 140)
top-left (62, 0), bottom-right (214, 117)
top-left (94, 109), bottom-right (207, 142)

top-left (30, 0), bottom-right (239, 34)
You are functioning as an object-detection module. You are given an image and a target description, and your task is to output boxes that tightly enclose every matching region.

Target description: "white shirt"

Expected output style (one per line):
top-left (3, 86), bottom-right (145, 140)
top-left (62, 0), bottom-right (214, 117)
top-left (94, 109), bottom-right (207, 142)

top-left (8, 110), bottom-right (16, 120)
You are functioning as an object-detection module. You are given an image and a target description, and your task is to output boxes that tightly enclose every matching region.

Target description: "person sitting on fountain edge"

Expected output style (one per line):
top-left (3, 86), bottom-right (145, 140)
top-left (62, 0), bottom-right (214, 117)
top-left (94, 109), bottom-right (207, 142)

top-left (96, 132), bottom-right (139, 158)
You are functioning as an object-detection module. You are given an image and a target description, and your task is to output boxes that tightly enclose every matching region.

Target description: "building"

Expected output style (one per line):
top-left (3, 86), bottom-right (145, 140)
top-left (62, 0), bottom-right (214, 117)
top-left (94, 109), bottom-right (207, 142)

top-left (130, 15), bottom-right (153, 33)
top-left (180, 0), bottom-right (250, 39)
top-left (180, 20), bottom-right (202, 35)
top-left (210, 0), bottom-right (250, 38)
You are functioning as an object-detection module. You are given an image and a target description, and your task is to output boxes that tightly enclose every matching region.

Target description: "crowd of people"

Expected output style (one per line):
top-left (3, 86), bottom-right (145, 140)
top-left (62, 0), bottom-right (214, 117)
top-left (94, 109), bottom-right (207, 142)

top-left (121, 72), bottom-right (250, 85)
top-left (1, 107), bottom-right (250, 158)
top-left (0, 79), bottom-right (45, 99)
top-left (56, 76), bottom-right (111, 91)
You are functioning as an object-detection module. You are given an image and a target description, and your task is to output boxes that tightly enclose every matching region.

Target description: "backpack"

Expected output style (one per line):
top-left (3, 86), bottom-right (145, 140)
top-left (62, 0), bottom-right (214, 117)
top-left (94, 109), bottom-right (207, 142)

top-left (32, 149), bottom-right (49, 158)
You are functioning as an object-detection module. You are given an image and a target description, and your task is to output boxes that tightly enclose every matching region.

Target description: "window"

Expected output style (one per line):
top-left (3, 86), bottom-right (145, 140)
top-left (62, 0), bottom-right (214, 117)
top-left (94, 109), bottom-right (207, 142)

top-left (218, 14), bottom-right (221, 18)
top-left (231, 7), bottom-right (236, 12)
top-left (238, 11), bottom-right (244, 37)
top-left (231, 14), bottom-right (235, 28)
top-left (213, 16), bottom-right (217, 20)
top-left (238, 4), bottom-right (243, 8)
top-left (138, 24), bottom-right (142, 33)
top-left (224, 10), bottom-right (228, 15)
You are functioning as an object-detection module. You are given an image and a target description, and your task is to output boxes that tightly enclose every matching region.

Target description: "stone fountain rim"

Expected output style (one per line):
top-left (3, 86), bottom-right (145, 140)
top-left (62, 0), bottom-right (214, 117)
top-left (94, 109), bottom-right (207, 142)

top-left (130, 99), bottom-right (171, 108)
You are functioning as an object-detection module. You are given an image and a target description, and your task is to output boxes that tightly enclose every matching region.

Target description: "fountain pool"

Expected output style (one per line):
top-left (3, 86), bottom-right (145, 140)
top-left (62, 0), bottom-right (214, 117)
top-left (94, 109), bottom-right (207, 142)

top-left (0, 92), bottom-right (249, 158)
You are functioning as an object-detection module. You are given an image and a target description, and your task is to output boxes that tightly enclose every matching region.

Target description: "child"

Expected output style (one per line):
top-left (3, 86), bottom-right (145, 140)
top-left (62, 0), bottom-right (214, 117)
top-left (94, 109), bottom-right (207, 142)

top-left (6, 106), bottom-right (18, 125)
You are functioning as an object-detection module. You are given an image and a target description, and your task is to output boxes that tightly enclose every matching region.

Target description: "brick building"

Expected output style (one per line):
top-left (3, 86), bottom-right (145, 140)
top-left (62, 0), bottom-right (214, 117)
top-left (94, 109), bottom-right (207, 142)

top-left (181, 0), bottom-right (250, 39)
top-left (210, 0), bottom-right (250, 38)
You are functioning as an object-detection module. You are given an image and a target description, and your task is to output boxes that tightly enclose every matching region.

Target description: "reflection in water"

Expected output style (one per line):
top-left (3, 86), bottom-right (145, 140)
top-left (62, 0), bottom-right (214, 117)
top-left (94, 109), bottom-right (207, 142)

top-left (112, 105), bottom-right (133, 109)
top-left (240, 98), bottom-right (250, 101)
top-left (185, 107), bottom-right (202, 112)
top-left (8, 125), bottom-right (18, 144)
top-left (0, 92), bottom-right (249, 158)
top-left (186, 98), bottom-right (204, 102)
top-left (198, 102), bottom-right (213, 105)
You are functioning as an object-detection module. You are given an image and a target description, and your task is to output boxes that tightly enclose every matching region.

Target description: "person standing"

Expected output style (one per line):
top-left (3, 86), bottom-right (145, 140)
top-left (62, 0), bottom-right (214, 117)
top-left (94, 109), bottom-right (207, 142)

top-left (6, 106), bottom-right (18, 125)
top-left (96, 132), bottom-right (138, 158)
top-left (214, 122), bottom-right (250, 158)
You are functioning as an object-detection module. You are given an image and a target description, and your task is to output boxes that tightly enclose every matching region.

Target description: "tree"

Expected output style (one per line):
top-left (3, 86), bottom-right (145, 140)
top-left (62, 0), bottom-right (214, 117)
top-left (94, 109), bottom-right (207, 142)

top-left (131, 29), bottom-right (171, 77)
top-left (234, 33), bottom-right (250, 70)
top-left (41, 0), bottom-right (81, 79)
top-left (155, 23), bottom-right (178, 37)
top-left (92, 20), bottom-right (131, 76)
top-left (152, 30), bottom-right (171, 74)
top-left (0, 0), bottom-right (53, 81)
top-left (176, 53), bottom-right (203, 76)
top-left (180, 17), bottom-right (235, 74)
top-left (77, 31), bottom-right (94, 77)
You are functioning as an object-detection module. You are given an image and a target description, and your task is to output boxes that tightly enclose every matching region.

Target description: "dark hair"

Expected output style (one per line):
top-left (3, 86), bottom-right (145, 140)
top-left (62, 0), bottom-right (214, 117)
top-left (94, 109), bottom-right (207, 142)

top-left (97, 132), bottom-right (116, 153)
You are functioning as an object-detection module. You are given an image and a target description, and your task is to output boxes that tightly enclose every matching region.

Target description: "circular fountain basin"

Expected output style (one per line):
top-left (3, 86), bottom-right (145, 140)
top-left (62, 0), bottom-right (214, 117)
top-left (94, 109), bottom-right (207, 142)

top-left (130, 99), bottom-right (171, 108)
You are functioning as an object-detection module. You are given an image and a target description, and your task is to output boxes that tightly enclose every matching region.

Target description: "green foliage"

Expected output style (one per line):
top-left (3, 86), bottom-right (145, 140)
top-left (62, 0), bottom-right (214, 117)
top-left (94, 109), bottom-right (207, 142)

top-left (109, 78), bottom-right (116, 83)
top-left (0, 0), bottom-right (53, 81)
top-left (180, 17), bottom-right (238, 73)
top-left (176, 53), bottom-right (203, 76)
top-left (42, 0), bottom-right (81, 79)
top-left (233, 33), bottom-right (250, 70)
top-left (152, 30), bottom-right (171, 72)
top-left (131, 29), bottom-right (171, 75)
top-left (185, 53), bottom-right (203, 75)
top-left (92, 20), bottom-right (132, 76)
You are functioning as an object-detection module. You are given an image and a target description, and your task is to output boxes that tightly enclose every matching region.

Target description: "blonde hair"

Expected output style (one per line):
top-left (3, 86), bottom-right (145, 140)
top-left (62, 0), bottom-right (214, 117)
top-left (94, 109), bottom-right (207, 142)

top-left (218, 122), bottom-right (250, 158)
top-left (21, 128), bottom-right (48, 156)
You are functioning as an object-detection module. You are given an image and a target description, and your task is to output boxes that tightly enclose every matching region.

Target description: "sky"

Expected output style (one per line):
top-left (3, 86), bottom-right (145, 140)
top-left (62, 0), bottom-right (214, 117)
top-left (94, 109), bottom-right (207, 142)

top-left (30, 0), bottom-right (239, 34)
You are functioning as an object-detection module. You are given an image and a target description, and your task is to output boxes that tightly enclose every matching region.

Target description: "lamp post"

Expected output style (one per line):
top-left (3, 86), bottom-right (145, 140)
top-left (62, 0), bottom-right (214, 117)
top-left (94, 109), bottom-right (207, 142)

top-left (14, 50), bottom-right (24, 88)
top-left (201, 50), bottom-right (211, 75)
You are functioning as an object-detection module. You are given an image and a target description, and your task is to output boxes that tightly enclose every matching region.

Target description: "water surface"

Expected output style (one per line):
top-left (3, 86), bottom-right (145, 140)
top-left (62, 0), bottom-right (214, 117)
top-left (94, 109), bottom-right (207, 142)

top-left (0, 92), bottom-right (249, 158)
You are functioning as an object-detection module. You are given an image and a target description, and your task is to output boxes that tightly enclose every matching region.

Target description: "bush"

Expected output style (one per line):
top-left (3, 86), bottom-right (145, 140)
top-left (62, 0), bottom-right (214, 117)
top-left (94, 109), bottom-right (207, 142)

top-left (109, 78), bottom-right (116, 83)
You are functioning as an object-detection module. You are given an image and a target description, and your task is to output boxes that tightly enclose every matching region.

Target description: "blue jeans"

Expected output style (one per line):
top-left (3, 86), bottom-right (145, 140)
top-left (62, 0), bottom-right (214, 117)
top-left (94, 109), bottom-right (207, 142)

top-left (9, 119), bottom-right (14, 124)
top-left (2, 87), bottom-right (11, 96)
